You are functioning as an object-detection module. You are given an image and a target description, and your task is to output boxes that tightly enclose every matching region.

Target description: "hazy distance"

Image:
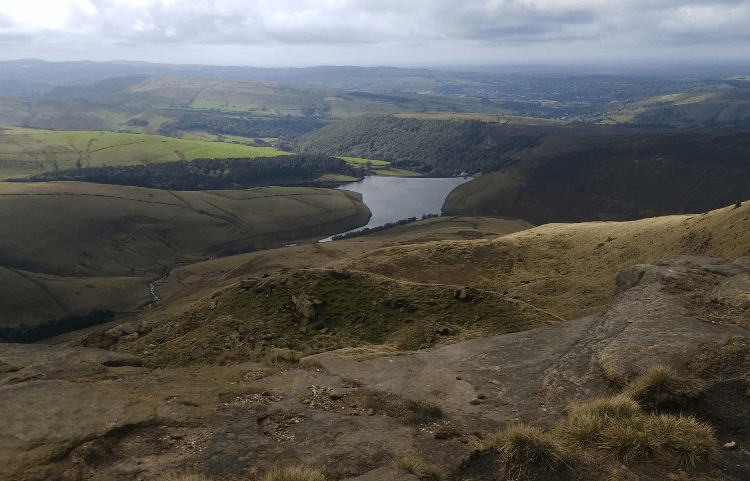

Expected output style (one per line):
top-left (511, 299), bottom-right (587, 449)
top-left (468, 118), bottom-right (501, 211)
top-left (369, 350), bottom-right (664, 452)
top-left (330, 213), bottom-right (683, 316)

top-left (2, 0), bottom-right (750, 68)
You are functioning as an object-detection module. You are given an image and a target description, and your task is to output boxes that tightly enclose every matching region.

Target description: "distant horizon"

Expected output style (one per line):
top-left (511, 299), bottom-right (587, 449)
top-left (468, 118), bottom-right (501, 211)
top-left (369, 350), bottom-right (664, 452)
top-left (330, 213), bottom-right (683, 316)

top-left (1, 57), bottom-right (748, 79)
top-left (3, 0), bottom-right (750, 75)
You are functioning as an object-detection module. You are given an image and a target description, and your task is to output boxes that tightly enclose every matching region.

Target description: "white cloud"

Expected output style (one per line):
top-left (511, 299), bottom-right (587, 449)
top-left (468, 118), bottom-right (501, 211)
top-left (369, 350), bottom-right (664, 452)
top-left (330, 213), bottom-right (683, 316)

top-left (0, 0), bottom-right (749, 65)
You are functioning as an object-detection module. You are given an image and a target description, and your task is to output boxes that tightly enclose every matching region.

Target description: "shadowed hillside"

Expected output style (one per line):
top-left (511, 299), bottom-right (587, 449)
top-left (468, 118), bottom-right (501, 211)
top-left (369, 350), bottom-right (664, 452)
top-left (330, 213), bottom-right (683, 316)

top-left (443, 128), bottom-right (750, 223)
top-left (0, 182), bottom-right (369, 331)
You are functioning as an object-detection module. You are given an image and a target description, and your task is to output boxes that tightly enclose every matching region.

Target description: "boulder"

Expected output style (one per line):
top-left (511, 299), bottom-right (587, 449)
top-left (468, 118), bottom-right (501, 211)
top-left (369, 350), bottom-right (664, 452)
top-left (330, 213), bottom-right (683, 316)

top-left (293, 295), bottom-right (317, 320)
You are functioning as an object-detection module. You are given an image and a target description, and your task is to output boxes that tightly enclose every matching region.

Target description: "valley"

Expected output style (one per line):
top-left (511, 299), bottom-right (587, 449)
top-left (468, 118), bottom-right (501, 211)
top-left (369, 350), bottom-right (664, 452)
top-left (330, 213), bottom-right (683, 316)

top-left (0, 60), bottom-right (749, 481)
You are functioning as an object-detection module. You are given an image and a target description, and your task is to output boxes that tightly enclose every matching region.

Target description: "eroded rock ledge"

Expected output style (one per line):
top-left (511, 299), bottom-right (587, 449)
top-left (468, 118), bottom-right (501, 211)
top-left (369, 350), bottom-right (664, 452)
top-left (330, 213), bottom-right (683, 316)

top-left (1, 255), bottom-right (748, 480)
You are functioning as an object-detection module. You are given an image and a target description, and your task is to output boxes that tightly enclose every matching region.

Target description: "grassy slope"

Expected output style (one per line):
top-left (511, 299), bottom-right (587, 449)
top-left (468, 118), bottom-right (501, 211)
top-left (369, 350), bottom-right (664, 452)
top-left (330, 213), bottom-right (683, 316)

top-left (443, 126), bottom-right (750, 223)
top-left (112, 201), bottom-right (750, 366)
top-left (0, 127), bottom-right (289, 179)
top-left (347, 202), bottom-right (750, 322)
top-left (601, 90), bottom-right (750, 127)
top-left (0, 182), bottom-right (370, 329)
top-left (337, 156), bottom-right (420, 177)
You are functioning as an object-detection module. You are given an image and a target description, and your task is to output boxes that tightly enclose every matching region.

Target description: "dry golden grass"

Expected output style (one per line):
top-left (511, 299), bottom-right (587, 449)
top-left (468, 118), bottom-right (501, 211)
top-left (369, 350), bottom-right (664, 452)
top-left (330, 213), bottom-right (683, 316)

top-left (260, 465), bottom-right (327, 481)
top-left (621, 365), bottom-right (679, 399)
top-left (260, 348), bottom-right (302, 366)
top-left (345, 202), bottom-right (750, 322)
top-left (477, 424), bottom-right (564, 470)
top-left (480, 368), bottom-right (717, 473)
top-left (392, 455), bottom-right (444, 479)
top-left (155, 475), bottom-right (211, 481)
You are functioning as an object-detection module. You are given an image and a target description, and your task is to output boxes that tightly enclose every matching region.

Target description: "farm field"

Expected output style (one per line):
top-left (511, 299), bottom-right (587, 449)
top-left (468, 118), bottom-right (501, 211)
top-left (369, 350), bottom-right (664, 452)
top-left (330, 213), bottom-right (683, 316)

top-left (337, 156), bottom-right (419, 177)
top-left (0, 127), bottom-right (290, 179)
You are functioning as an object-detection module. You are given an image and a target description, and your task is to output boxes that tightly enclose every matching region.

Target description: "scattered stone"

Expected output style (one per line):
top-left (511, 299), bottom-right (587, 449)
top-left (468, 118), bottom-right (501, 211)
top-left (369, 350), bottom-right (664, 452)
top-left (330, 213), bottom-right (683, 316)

top-left (328, 268), bottom-right (350, 280)
top-left (470, 399), bottom-right (481, 405)
top-left (366, 408), bottom-right (375, 416)
top-left (454, 287), bottom-right (477, 302)
top-left (292, 295), bottom-right (317, 320)
top-left (329, 391), bottom-right (345, 400)
top-left (120, 323), bottom-right (138, 335)
top-left (477, 393), bottom-right (486, 400)
top-left (424, 336), bottom-right (433, 344)
top-left (723, 441), bottom-right (737, 450)
top-left (254, 278), bottom-right (276, 294)
top-left (384, 298), bottom-right (417, 312)
top-left (435, 326), bottom-right (452, 336)
top-left (240, 278), bottom-right (260, 289)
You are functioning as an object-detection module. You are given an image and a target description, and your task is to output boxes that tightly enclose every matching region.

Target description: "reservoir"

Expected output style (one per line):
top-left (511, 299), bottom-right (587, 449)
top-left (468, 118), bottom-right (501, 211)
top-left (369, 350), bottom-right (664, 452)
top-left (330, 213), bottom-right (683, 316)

top-left (322, 175), bottom-right (473, 241)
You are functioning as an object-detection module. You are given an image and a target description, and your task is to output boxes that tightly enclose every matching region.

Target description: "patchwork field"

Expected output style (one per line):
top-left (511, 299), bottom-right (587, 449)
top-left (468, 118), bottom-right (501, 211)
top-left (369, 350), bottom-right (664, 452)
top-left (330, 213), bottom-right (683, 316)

top-left (0, 127), bottom-right (289, 179)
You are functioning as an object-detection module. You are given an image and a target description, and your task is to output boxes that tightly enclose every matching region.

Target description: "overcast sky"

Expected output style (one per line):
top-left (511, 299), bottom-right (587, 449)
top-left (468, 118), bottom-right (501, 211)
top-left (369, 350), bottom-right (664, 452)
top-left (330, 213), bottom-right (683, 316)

top-left (1, 0), bottom-right (749, 67)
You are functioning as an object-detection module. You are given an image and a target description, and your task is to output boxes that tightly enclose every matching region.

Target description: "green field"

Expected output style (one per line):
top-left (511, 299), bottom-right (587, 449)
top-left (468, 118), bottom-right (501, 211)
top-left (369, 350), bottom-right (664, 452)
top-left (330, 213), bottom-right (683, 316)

top-left (337, 156), bottom-right (390, 167)
top-left (337, 156), bottom-right (420, 177)
top-left (0, 128), bottom-right (290, 179)
top-left (190, 99), bottom-right (278, 113)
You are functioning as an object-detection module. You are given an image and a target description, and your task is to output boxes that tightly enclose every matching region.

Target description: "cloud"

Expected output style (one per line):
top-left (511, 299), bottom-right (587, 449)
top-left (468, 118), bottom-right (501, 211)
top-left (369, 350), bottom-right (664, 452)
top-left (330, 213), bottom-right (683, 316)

top-left (1, 0), bottom-right (750, 65)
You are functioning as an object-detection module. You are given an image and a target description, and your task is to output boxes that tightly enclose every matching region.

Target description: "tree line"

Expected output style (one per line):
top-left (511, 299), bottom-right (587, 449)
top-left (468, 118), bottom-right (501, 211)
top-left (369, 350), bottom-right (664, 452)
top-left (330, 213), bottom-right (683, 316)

top-left (0, 310), bottom-right (114, 343)
top-left (331, 214), bottom-right (439, 241)
top-left (12, 155), bottom-right (364, 191)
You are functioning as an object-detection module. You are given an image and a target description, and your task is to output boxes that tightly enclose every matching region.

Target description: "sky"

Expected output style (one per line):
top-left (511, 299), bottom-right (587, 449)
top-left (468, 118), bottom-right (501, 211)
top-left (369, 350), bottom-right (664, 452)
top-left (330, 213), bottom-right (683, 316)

top-left (1, 0), bottom-right (749, 67)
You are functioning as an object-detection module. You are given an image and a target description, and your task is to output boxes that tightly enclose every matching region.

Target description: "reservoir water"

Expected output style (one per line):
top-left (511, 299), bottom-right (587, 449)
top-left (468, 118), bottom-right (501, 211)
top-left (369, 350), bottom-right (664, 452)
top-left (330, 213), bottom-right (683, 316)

top-left (321, 175), bottom-right (473, 241)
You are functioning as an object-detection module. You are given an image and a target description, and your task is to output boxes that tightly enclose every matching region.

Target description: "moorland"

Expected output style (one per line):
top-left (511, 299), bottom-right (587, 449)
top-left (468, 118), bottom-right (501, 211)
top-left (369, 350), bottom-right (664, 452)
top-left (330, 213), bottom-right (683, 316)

top-left (0, 60), bottom-right (749, 481)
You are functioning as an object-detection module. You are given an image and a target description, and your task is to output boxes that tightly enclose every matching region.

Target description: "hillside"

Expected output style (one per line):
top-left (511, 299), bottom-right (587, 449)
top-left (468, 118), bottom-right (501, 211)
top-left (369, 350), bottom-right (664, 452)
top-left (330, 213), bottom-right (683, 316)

top-left (75, 200), bottom-right (750, 366)
top-left (8, 203), bottom-right (748, 480)
top-left (442, 128), bottom-right (750, 223)
top-left (0, 127), bottom-right (288, 179)
top-left (294, 114), bottom-right (543, 176)
top-left (0, 182), bottom-right (370, 332)
top-left (598, 89), bottom-right (750, 128)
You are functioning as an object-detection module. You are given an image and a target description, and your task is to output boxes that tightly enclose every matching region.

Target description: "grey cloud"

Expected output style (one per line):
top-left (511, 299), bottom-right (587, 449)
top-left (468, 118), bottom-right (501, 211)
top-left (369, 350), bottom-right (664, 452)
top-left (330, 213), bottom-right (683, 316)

top-left (3, 0), bottom-right (750, 65)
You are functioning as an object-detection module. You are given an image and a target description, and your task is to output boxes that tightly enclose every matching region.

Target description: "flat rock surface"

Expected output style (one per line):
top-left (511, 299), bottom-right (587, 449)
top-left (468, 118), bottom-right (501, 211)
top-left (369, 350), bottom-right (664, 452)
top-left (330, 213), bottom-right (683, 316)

top-left (1, 255), bottom-right (749, 480)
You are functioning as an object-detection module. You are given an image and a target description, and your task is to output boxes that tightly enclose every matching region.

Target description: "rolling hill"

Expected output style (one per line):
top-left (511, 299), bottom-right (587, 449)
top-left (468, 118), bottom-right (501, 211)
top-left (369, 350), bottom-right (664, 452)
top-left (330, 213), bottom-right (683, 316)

top-left (0, 127), bottom-right (288, 179)
top-left (0, 182), bottom-right (369, 331)
top-left (442, 127), bottom-right (750, 223)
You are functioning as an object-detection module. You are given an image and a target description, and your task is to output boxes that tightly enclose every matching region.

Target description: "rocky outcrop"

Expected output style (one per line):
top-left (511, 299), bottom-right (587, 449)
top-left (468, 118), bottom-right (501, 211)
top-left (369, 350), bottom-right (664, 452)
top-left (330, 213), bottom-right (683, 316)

top-left (1, 255), bottom-right (748, 480)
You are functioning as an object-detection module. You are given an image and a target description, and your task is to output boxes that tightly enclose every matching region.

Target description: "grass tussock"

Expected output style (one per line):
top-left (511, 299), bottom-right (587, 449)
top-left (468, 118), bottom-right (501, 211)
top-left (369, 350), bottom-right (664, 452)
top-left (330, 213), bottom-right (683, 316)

top-left (622, 365), bottom-right (679, 399)
top-left (479, 369), bottom-right (717, 473)
top-left (298, 356), bottom-right (324, 370)
top-left (260, 465), bottom-right (327, 481)
top-left (260, 348), bottom-right (302, 366)
top-left (155, 475), bottom-right (211, 481)
top-left (392, 455), bottom-right (444, 479)
top-left (477, 424), bottom-right (564, 470)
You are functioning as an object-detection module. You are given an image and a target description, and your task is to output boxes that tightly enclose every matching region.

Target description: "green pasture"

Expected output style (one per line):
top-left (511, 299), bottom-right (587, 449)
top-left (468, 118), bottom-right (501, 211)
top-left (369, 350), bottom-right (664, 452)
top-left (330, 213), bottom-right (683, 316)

top-left (190, 99), bottom-right (278, 114)
top-left (337, 156), bottom-right (419, 177)
top-left (337, 156), bottom-right (390, 167)
top-left (0, 128), bottom-right (290, 179)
